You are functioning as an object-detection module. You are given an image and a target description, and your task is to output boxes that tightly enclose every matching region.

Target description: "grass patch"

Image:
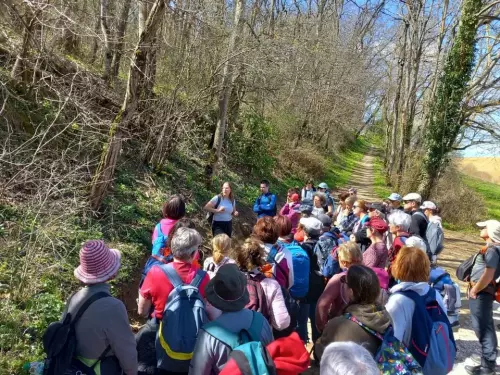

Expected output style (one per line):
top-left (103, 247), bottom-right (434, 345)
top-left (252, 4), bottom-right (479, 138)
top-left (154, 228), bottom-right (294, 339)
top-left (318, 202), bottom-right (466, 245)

top-left (462, 175), bottom-right (500, 220)
top-left (373, 156), bottom-right (392, 199)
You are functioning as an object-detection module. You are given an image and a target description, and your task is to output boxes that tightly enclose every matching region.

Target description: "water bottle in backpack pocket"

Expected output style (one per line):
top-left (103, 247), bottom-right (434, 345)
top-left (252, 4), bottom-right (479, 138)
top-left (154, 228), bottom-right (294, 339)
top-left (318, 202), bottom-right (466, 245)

top-left (156, 264), bottom-right (208, 372)
top-left (398, 289), bottom-right (456, 375)
top-left (203, 311), bottom-right (276, 375)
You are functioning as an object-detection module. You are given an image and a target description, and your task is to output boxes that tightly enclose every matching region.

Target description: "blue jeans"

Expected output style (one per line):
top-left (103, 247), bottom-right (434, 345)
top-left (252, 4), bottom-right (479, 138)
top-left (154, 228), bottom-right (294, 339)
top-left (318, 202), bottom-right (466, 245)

top-left (293, 299), bottom-right (320, 344)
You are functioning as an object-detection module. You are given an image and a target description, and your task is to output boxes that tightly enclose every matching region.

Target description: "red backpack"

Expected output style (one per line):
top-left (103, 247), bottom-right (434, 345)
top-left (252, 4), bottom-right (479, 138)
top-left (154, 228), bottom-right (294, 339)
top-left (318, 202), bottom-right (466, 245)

top-left (245, 273), bottom-right (271, 322)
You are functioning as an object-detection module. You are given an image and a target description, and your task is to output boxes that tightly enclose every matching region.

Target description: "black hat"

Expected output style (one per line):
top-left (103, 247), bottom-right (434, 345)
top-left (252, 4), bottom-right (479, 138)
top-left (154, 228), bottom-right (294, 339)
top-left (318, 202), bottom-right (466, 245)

top-left (205, 264), bottom-right (249, 312)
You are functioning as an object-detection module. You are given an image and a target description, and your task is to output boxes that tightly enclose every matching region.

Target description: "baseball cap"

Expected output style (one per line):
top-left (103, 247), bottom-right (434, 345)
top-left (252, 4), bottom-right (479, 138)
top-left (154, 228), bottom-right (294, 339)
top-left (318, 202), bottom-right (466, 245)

top-left (402, 193), bottom-right (422, 203)
top-left (300, 217), bottom-right (322, 235)
top-left (477, 220), bottom-right (500, 243)
top-left (316, 213), bottom-right (332, 227)
top-left (420, 201), bottom-right (437, 210)
top-left (318, 182), bottom-right (329, 189)
top-left (299, 199), bottom-right (313, 214)
top-left (367, 202), bottom-right (386, 213)
top-left (387, 193), bottom-right (402, 201)
top-left (366, 217), bottom-right (388, 234)
top-left (405, 236), bottom-right (427, 252)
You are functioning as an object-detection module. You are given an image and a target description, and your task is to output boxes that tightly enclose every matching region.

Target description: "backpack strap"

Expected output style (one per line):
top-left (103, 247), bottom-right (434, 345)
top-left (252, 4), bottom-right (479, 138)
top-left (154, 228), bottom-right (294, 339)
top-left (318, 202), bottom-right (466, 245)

top-left (344, 313), bottom-right (384, 341)
top-left (156, 223), bottom-right (163, 236)
top-left (72, 291), bottom-right (111, 325)
top-left (159, 263), bottom-right (184, 289)
top-left (190, 269), bottom-right (207, 288)
top-left (214, 195), bottom-right (222, 210)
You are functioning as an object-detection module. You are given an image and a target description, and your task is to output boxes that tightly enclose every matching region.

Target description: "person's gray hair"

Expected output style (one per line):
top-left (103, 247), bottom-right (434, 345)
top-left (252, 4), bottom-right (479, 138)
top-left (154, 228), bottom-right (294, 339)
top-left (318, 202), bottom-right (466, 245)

top-left (314, 192), bottom-right (327, 205)
top-left (320, 342), bottom-right (379, 375)
top-left (388, 210), bottom-right (411, 232)
top-left (171, 227), bottom-right (202, 261)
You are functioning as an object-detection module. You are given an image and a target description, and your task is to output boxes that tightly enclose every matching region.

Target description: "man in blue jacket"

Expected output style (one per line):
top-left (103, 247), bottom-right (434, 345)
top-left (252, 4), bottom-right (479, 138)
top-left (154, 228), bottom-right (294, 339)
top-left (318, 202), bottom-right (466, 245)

top-left (253, 179), bottom-right (277, 218)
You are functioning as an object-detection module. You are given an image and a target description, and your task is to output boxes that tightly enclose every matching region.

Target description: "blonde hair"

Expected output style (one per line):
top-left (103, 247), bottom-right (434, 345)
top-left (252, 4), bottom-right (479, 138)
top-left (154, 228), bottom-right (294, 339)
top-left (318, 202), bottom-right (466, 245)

top-left (337, 242), bottom-right (362, 264)
top-left (212, 233), bottom-right (231, 264)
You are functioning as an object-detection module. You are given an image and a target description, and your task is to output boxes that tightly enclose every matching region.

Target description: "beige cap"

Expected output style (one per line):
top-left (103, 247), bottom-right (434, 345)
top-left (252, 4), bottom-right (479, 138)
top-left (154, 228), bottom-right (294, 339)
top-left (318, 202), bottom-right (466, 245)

top-left (477, 220), bottom-right (500, 243)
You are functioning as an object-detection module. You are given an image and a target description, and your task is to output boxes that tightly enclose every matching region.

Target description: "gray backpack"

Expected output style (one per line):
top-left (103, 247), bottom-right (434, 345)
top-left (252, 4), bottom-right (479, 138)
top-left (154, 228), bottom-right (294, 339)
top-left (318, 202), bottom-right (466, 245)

top-left (156, 264), bottom-right (208, 372)
top-left (427, 222), bottom-right (444, 256)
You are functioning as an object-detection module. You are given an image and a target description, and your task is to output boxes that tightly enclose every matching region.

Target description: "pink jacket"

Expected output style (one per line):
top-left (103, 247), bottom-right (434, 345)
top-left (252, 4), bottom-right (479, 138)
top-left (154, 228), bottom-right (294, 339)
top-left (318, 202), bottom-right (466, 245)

top-left (258, 273), bottom-right (291, 331)
top-left (280, 203), bottom-right (301, 234)
top-left (152, 218), bottom-right (178, 243)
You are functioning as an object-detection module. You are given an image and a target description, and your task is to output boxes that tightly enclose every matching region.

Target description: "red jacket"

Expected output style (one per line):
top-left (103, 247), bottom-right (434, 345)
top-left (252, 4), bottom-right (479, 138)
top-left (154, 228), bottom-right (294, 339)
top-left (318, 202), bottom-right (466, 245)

top-left (219, 333), bottom-right (310, 375)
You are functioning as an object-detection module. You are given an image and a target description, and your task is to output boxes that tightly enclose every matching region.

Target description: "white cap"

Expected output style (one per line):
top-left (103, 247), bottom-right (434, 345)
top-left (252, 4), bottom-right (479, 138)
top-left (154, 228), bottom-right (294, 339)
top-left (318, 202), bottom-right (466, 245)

top-left (387, 193), bottom-right (402, 201)
top-left (405, 236), bottom-right (427, 253)
top-left (477, 220), bottom-right (500, 243)
top-left (402, 193), bottom-right (422, 203)
top-left (420, 201), bottom-right (437, 210)
top-left (300, 217), bottom-right (322, 233)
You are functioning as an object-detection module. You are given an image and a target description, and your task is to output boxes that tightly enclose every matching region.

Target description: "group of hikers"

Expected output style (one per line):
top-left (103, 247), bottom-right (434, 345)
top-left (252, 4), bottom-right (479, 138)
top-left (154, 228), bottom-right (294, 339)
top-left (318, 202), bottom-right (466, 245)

top-left (40, 179), bottom-right (500, 375)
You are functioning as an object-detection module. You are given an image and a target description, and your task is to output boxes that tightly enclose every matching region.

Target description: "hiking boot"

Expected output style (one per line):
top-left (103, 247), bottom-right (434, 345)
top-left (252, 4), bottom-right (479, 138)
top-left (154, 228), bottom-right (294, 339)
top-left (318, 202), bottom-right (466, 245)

top-left (465, 365), bottom-right (494, 375)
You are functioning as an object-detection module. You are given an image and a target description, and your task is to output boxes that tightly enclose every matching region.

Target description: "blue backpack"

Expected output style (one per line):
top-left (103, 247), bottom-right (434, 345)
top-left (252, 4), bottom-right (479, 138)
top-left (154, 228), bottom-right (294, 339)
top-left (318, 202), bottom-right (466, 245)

top-left (344, 313), bottom-right (423, 375)
top-left (152, 223), bottom-right (169, 257)
top-left (203, 311), bottom-right (276, 375)
top-left (399, 289), bottom-right (456, 375)
top-left (278, 240), bottom-right (310, 299)
top-left (321, 247), bottom-right (341, 278)
top-left (156, 264), bottom-right (208, 372)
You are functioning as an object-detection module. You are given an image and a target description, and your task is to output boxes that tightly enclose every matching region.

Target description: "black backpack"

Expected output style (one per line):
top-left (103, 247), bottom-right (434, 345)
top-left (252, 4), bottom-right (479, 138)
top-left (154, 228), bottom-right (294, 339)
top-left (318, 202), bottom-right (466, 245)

top-left (43, 292), bottom-right (112, 375)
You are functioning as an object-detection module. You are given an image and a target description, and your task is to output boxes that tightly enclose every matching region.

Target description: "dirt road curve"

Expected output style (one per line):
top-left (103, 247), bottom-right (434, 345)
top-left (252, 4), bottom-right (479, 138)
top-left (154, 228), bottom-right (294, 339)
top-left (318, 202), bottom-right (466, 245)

top-left (302, 154), bottom-right (500, 374)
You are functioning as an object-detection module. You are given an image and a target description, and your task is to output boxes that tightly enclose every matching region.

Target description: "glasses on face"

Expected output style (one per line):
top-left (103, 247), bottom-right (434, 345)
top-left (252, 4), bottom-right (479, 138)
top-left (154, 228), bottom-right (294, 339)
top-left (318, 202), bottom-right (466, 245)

top-left (353, 205), bottom-right (360, 208)
top-left (403, 200), bottom-right (413, 204)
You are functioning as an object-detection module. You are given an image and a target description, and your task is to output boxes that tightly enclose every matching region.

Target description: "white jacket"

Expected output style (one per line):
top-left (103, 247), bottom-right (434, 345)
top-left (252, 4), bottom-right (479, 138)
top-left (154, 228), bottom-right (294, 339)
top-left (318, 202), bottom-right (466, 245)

top-left (385, 282), bottom-right (446, 346)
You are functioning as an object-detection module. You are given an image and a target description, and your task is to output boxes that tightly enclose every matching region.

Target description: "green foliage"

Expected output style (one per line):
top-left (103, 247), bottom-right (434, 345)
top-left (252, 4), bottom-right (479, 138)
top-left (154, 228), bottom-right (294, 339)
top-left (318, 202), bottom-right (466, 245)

top-left (419, 0), bottom-right (483, 195)
top-left (462, 175), bottom-right (500, 220)
top-left (227, 112), bottom-right (277, 176)
top-left (373, 156), bottom-right (392, 199)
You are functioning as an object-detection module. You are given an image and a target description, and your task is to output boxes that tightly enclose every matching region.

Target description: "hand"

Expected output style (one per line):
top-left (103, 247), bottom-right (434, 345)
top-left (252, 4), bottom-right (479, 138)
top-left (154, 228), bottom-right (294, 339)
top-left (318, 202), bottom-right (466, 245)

top-left (350, 234), bottom-right (356, 242)
top-left (289, 202), bottom-right (294, 207)
top-left (469, 288), bottom-right (478, 299)
top-left (234, 211), bottom-right (239, 217)
top-left (218, 207), bottom-right (225, 213)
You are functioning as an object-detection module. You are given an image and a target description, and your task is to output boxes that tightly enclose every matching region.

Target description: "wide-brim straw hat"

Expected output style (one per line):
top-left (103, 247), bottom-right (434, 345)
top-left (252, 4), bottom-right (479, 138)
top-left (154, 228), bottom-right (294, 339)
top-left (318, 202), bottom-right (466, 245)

top-left (74, 240), bottom-right (121, 284)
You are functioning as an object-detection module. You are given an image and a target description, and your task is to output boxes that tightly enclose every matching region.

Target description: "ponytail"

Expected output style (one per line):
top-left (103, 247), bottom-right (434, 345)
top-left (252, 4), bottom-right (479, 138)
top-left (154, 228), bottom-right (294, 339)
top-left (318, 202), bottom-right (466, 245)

top-left (212, 233), bottom-right (232, 264)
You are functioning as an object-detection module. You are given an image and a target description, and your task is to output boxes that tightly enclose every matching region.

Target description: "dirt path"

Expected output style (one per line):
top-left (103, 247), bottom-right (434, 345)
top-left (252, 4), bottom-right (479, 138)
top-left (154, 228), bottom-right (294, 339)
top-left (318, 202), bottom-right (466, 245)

top-left (303, 153), bottom-right (500, 374)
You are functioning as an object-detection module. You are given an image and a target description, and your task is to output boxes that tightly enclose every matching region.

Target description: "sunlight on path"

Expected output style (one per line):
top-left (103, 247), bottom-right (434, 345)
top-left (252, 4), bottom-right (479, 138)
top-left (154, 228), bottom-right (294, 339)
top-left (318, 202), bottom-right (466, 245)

top-left (301, 153), bottom-right (500, 375)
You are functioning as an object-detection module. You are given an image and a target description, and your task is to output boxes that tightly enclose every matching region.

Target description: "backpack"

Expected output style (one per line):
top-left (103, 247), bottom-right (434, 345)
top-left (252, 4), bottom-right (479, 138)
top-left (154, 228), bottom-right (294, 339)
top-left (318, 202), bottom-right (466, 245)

top-left (279, 240), bottom-right (310, 299)
top-left (43, 292), bottom-right (112, 375)
top-left (203, 311), bottom-right (276, 375)
top-left (321, 246), bottom-right (341, 278)
top-left (344, 313), bottom-right (423, 375)
top-left (152, 223), bottom-right (170, 257)
top-left (429, 267), bottom-right (452, 291)
top-left (156, 264), bottom-right (208, 372)
top-left (206, 195), bottom-right (222, 224)
top-left (245, 272), bottom-right (271, 321)
top-left (140, 254), bottom-right (172, 288)
top-left (427, 222), bottom-right (444, 256)
top-left (398, 289), bottom-right (456, 374)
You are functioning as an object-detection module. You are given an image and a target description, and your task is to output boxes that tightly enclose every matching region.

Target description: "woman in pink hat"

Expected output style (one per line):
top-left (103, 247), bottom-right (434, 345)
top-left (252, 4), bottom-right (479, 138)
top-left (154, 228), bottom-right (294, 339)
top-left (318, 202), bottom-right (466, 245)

top-left (63, 240), bottom-right (137, 374)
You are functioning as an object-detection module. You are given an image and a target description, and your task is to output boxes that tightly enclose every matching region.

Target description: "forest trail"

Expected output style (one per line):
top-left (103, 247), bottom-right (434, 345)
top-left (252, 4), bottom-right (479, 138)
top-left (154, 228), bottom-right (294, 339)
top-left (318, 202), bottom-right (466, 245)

top-left (320, 153), bottom-right (500, 375)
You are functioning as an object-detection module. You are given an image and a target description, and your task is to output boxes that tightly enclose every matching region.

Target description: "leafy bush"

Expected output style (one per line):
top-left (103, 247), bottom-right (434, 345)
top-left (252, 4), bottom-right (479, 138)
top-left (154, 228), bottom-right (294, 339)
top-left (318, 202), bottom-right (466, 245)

top-left (227, 112), bottom-right (277, 176)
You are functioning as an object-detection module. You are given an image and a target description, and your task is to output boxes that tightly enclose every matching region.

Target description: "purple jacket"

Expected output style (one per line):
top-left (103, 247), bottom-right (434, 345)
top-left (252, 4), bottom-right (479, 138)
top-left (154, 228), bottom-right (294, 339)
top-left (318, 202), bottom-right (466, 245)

top-left (280, 203), bottom-right (301, 234)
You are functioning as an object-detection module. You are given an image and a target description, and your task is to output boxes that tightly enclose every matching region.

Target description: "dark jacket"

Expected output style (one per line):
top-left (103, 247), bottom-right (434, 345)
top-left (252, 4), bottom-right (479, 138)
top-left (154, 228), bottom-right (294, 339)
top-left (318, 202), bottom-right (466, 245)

top-left (409, 210), bottom-right (428, 240)
top-left (315, 303), bottom-right (392, 360)
top-left (253, 192), bottom-right (277, 218)
top-left (300, 239), bottom-right (325, 303)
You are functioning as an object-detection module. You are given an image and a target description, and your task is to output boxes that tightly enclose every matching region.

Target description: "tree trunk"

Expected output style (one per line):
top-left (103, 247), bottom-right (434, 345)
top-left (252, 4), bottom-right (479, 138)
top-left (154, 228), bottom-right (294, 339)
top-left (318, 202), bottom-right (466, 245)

top-left (100, 0), bottom-right (113, 83)
top-left (111, 0), bottom-right (132, 79)
top-left (209, 0), bottom-right (246, 178)
top-left (418, 0), bottom-right (483, 198)
top-left (90, 0), bottom-right (166, 211)
top-left (11, 7), bottom-right (40, 81)
top-left (386, 23), bottom-right (408, 184)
